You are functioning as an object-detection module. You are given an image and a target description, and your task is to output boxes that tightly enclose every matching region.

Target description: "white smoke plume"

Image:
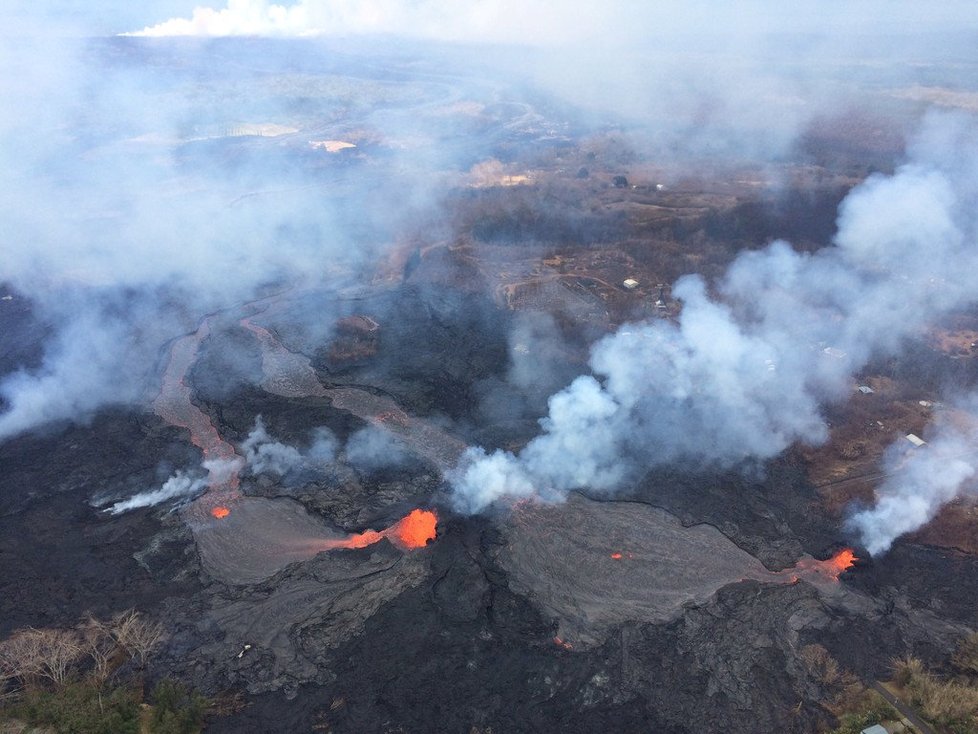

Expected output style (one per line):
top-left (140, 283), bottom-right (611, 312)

top-left (452, 112), bottom-right (978, 513)
top-left (344, 425), bottom-right (407, 471)
top-left (848, 402), bottom-right (978, 555)
top-left (3, 2), bottom-right (978, 447)
top-left (106, 469), bottom-right (207, 514)
top-left (306, 426), bottom-right (340, 467)
top-left (242, 416), bottom-right (305, 475)
top-left (241, 416), bottom-right (339, 475)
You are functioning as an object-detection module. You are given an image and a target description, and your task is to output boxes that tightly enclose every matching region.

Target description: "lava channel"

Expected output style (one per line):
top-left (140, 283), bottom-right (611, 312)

top-left (154, 318), bottom-right (247, 522)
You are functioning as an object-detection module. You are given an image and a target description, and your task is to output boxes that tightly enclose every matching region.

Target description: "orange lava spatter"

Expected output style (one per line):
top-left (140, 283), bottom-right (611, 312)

top-left (393, 509), bottom-right (438, 548)
top-left (825, 548), bottom-right (856, 575)
top-left (211, 506), bottom-right (230, 519)
top-left (785, 547), bottom-right (858, 583)
top-left (322, 509), bottom-right (438, 552)
top-left (338, 529), bottom-right (385, 549)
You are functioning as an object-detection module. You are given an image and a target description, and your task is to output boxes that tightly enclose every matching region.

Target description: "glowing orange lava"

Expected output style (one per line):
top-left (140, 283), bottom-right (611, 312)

top-left (321, 509), bottom-right (438, 552)
top-left (211, 506), bottom-right (231, 519)
top-left (393, 509), bottom-right (439, 548)
top-left (610, 552), bottom-right (623, 560)
top-left (825, 548), bottom-right (856, 574)
top-left (553, 636), bottom-right (573, 650)
top-left (784, 548), bottom-right (858, 583)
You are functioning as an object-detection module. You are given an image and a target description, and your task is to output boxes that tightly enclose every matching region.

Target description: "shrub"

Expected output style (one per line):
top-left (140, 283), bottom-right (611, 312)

top-left (149, 679), bottom-right (208, 734)
top-left (952, 633), bottom-right (978, 677)
top-left (892, 654), bottom-right (978, 731)
top-left (11, 680), bottom-right (139, 734)
top-left (829, 691), bottom-right (896, 734)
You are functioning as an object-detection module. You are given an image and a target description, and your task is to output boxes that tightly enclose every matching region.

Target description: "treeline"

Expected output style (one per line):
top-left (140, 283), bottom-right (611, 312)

top-left (0, 610), bottom-right (207, 734)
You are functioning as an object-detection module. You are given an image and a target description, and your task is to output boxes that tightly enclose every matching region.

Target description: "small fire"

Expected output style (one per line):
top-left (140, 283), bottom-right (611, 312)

top-left (610, 552), bottom-right (623, 560)
top-left (322, 509), bottom-right (438, 552)
top-left (553, 636), bottom-right (573, 650)
top-left (211, 506), bottom-right (231, 519)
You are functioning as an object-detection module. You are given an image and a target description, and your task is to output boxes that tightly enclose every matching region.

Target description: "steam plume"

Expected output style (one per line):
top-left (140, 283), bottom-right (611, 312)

top-left (345, 425), bottom-right (408, 471)
top-left (452, 113), bottom-right (978, 513)
top-left (107, 470), bottom-right (207, 514)
top-left (848, 401), bottom-right (978, 554)
top-left (241, 416), bottom-right (338, 475)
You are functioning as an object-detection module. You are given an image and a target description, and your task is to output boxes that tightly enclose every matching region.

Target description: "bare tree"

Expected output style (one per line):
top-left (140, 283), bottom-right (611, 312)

top-left (0, 629), bottom-right (44, 692)
top-left (0, 628), bottom-right (82, 688)
top-left (34, 629), bottom-right (83, 686)
top-left (80, 616), bottom-right (119, 686)
top-left (111, 610), bottom-right (164, 668)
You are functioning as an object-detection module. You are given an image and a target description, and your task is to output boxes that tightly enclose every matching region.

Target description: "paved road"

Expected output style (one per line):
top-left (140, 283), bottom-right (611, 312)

top-left (871, 681), bottom-right (937, 734)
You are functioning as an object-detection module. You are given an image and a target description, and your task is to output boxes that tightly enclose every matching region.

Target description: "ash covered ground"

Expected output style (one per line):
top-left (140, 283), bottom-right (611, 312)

top-left (4, 8), bottom-right (978, 734)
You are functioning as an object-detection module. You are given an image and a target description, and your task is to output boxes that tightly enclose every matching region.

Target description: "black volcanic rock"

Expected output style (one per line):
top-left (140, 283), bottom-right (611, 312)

top-left (0, 411), bottom-right (202, 635)
top-left (622, 582), bottom-right (834, 733)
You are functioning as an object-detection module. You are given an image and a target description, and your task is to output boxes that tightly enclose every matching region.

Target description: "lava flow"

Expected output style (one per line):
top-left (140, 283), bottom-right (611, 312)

top-left (783, 548), bottom-right (858, 583)
top-left (321, 509), bottom-right (438, 552)
top-left (154, 318), bottom-right (246, 521)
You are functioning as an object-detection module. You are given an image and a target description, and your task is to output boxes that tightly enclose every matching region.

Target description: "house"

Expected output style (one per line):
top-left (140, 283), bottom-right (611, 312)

top-left (622, 278), bottom-right (639, 290)
top-left (905, 434), bottom-right (927, 448)
top-left (859, 725), bottom-right (888, 734)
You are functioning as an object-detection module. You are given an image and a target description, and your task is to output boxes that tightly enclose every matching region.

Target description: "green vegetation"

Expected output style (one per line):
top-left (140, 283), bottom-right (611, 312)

top-left (892, 655), bottom-right (978, 734)
top-left (827, 690), bottom-right (898, 734)
top-left (149, 679), bottom-right (208, 734)
top-left (10, 679), bottom-right (140, 734)
top-left (0, 611), bottom-right (208, 734)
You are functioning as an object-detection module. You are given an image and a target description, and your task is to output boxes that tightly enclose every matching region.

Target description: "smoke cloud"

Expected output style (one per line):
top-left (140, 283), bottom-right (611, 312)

top-left (848, 401), bottom-right (978, 555)
top-left (242, 416), bottom-right (339, 475)
top-left (106, 469), bottom-right (207, 514)
top-left (452, 112), bottom-right (978, 515)
top-left (242, 416), bottom-right (305, 475)
top-left (3, 2), bottom-right (978, 556)
top-left (344, 425), bottom-right (407, 472)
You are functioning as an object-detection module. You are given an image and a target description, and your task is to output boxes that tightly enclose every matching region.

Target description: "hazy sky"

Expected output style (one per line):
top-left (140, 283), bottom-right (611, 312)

top-left (5, 1), bottom-right (978, 41)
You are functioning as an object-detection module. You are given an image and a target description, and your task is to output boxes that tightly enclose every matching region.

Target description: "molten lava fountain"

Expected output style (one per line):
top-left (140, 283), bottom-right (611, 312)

top-left (780, 548), bottom-right (857, 584)
top-left (318, 509), bottom-right (438, 552)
